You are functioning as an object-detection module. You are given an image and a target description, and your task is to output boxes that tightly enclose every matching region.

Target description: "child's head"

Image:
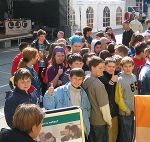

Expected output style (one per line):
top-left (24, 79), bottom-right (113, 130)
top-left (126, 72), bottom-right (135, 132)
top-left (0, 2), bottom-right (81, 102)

top-left (13, 104), bottom-right (44, 139)
top-left (80, 48), bottom-right (90, 57)
top-left (83, 52), bottom-right (95, 66)
top-left (107, 43), bottom-right (115, 56)
top-left (69, 68), bottom-right (84, 88)
top-left (51, 46), bottom-right (65, 65)
top-left (67, 53), bottom-right (83, 69)
top-left (129, 34), bottom-right (144, 47)
top-left (120, 57), bottom-right (134, 75)
top-left (19, 42), bottom-right (28, 52)
top-left (112, 54), bottom-right (122, 72)
top-left (65, 45), bottom-right (72, 55)
top-left (115, 44), bottom-right (128, 57)
top-left (134, 42), bottom-right (147, 57)
top-left (144, 46), bottom-right (150, 59)
top-left (99, 50), bottom-right (111, 60)
top-left (18, 47), bottom-right (38, 68)
top-left (94, 41), bottom-right (102, 55)
top-left (105, 57), bottom-right (116, 74)
top-left (14, 68), bottom-right (32, 92)
top-left (89, 56), bottom-right (105, 77)
top-left (37, 29), bottom-right (46, 43)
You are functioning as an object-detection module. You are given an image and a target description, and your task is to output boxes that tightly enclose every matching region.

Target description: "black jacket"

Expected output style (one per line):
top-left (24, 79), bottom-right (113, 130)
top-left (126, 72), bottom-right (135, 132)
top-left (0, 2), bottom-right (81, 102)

top-left (99, 71), bottom-right (118, 117)
top-left (0, 128), bottom-right (35, 142)
top-left (122, 28), bottom-right (134, 47)
top-left (4, 88), bottom-right (37, 128)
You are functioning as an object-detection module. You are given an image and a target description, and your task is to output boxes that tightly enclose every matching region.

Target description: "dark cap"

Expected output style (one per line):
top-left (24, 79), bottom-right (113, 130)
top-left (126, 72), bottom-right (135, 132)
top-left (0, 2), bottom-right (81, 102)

top-left (123, 20), bottom-right (130, 24)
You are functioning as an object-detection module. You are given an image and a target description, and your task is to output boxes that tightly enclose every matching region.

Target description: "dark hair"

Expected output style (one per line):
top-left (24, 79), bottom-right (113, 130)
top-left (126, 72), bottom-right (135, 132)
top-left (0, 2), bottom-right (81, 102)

top-left (80, 48), bottom-right (89, 57)
top-left (107, 43), bottom-right (115, 54)
top-left (66, 45), bottom-right (71, 51)
top-left (65, 125), bottom-right (71, 129)
top-left (130, 34), bottom-right (144, 47)
top-left (89, 56), bottom-right (104, 70)
top-left (70, 68), bottom-right (84, 78)
top-left (70, 125), bottom-right (82, 139)
top-left (99, 50), bottom-right (111, 60)
top-left (145, 19), bottom-right (150, 24)
top-left (37, 29), bottom-right (46, 37)
top-left (67, 53), bottom-right (83, 65)
top-left (19, 42), bottom-right (28, 52)
top-left (75, 31), bottom-right (82, 36)
top-left (105, 26), bottom-right (112, 33)
top-left (14, 68), bottom-right (32, 86)
top-left (83, 52), bottom-right (95, 64)
top-left (135, 42), bottom-right (147, 55)
top-left (94, 41), bottom-right (101, 47)
top-left (105, 57), bottom-right (116, 65)
top-left (83, 26), bottom-right (92, 36)
top-left (49, 42), bottom-right (59, 59)
top-left (146, 40), bottom-right (150, 46)
top-left (96, 31), bottom-right (104, 38)
top-left (13, 104), bottom-right (44, 134)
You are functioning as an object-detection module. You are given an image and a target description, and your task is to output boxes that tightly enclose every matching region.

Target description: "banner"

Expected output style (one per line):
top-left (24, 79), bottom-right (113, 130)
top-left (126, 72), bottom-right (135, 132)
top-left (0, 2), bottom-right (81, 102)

top-left (5, 19), bottom-right (31, 35)
top-left (37, 107), bottom-right (85, 142)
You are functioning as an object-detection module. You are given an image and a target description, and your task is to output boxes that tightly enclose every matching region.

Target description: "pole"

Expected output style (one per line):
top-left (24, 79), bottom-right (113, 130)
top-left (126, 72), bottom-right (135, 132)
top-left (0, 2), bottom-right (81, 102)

top-left (79, 6), bottom-right (81, 31)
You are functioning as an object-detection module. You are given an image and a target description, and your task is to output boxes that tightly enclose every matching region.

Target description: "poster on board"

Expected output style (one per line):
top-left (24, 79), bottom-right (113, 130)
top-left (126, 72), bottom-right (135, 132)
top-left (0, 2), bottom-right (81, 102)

top-left (37, 106), bottom-right (85, 142)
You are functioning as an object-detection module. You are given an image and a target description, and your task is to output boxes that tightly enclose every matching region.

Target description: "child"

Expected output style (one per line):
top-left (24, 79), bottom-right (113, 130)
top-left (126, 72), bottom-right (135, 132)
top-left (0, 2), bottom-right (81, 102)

top-left (139, 47), bottom-right (150, 94)
top-left (61, 53), bottom-right (83, 85)
top-left (99, 57), bottom-right (118, 142)
top-left (1, 104), bottom-right (44, 142)
top-left (115, 56), bottom-right (138, 142)
top-left (4, 68), bottom-right (39, 128)
top-left (83, 56), bottom-right (111, 142)
top-left (43, 68), bottom-right (90, 139)
top-left (93, 41), bottom-right (102, 56)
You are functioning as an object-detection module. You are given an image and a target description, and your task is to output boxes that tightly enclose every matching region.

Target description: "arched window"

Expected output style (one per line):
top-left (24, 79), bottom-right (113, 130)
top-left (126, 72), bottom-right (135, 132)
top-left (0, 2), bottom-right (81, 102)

top-left (69, 8), bottom-right (75, 26)
top-left (103, 6), bottom-right (110, 27)
top-left (116, 7), bottom-right (122, 25)
top-left (86, 7), bottom-right (94, 28)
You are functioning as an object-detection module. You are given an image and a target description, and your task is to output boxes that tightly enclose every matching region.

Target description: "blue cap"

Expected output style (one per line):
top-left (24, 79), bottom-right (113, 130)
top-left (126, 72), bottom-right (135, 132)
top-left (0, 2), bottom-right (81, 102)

top-left (69, 36), bottom-right (82, 44)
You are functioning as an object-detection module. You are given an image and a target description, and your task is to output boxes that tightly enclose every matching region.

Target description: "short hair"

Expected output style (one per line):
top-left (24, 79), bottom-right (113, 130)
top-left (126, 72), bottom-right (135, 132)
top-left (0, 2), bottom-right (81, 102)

top-left (66, 45), bottom-right (71, 51)
top-left (83, 26), bottom-right (92, 35)
top-left (89, 56), bottom-right (104, 70)
top-left (120, 56), bottom-right (134, 66)
top-left (37, 29), bottom-right (46, 37)
top-left (144, 46), bottom-right (150, 58)
top-left (14, 68), bottom-right (32, 86)
top-left (13, 104), bottom-right (44, 134)
top-left (19, 42), bottom-right (28, 52)
top-left (107, 43), bottom-right (115, 54)
top-left (115, 44), bottom-right (129, 56)
top-left (105, 57), bottom-right (116, 65)
top-left (80, 48), bottom-right (89, 57)
top-left (58, 31), bottom-right (64, 37)
top-left (67, 53), bottom-right (83, 65)
top-left (134, 42), bottom-right (147, 55)
top-left (70, 68), bottom-right (84, 78)
top-left (130, 34), bottom-right (144, 47)
top-left (112, 54), bottom-right (122, 62)
top-left (96, 31), bottom-right (104, 38)
top-left (83, 52), bottom-right (95, 64)
top-left (99, 50), bottom-right (111, 60)
top-left (105, 26), bottom-right (112, 33)
top-left (145, 19), bottom-right (150, 24)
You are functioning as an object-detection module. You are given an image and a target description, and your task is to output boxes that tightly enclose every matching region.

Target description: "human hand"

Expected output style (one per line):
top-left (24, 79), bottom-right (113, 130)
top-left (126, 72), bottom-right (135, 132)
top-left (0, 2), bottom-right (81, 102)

top-left (48, 83), bottom-right (54, 95)
top-left (111, 73), bottom-right (118, 83)
top-left (58, 66), bottom-right (63, 76)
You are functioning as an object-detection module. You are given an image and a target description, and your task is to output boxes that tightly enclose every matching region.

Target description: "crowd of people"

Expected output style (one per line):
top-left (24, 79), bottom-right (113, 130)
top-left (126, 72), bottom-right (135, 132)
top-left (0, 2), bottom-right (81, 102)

top-left (1, 17), bottom-right (150, 142)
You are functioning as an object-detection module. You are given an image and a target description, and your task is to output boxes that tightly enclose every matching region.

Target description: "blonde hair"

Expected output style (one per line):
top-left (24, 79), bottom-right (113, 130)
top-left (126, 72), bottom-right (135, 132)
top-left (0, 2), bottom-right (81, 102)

top-left (13, 104), bottom-right (44, 134)
top-left (144, 46), bottom-right (150, 58)
top-left (120, 56), bottom-right (134, 66)
top-left (18, 47), bottom-right (38, 68)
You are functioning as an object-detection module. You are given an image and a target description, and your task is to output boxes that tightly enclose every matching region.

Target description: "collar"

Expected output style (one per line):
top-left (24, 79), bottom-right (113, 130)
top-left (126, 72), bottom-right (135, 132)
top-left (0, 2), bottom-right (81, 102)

top-left (14, 87), bottom-right (29, 96)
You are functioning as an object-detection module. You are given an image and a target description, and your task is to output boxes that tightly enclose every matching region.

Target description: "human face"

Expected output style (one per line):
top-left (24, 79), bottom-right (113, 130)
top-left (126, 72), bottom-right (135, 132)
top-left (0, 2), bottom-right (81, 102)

top-left (31, 53), bottom-right (39, 65)
top-left (123, 23), bottom-right (129, 30)
top-left (32, 123), bottom-right (42, 139)
top-left (38, 35), bottom-right (46, 43)
top-left (122, 63), bottom-right (134, 75)
top-left (69, 75), bottom-right (84, 88)
top-left (69, 61), bottom-right (83, 69)
top-left (87, 31), bottom-right (92, 37)
top-left (91, 63), bottom-right (105, 77)
top-left (55, 52), bottom-right (65, 64)
top-left (72, 43), bottom-right (82, 53)
top-left (57, 32), bottom-right (63, 39)
top-left (107, 28), bottom-right (112, 34)
top-left (16, 78), bottom-right (31, 92)
top-left (105, 62), bottom-right (116, 75)
top-left (94, 45), bottom-right (102, 55)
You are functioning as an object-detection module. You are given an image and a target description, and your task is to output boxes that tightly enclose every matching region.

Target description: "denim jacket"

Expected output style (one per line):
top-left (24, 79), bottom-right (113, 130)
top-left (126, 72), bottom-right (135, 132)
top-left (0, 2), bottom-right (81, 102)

top-left (43, 83), bottom-right (91, 136)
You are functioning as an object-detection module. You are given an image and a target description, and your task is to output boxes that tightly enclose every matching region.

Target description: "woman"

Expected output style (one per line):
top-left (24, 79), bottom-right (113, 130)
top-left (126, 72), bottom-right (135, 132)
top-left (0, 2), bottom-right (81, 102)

top-left (0, 104), bottom-right (44, 142)
top-left (105, 26), bottom-right (116, 42)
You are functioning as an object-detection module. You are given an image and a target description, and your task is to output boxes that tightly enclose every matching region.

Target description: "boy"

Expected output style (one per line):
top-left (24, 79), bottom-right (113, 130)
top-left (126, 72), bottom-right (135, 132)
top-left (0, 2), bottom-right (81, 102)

top-left (61, 53), bottom-right (83, 85)
top-left (115, 56), bottom-right (138, 142)
top-left (43, 68), bottom-right (90, 139)
top-left (115, 44), bottom-right (129, 58)
top-left (83, 56), bottom-right (111, 142)
top-left (99, 57), bottom-right (118, 142)
top-left (4, 68), bottom-right (38, 128)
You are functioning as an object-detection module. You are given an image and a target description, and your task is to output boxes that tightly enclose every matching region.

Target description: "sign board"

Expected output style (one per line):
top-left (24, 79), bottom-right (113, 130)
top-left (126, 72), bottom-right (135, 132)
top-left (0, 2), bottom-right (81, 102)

top-left (38, 107), bottom-right (85, 142)
top-left (5, 20), bottom-right (31, 35)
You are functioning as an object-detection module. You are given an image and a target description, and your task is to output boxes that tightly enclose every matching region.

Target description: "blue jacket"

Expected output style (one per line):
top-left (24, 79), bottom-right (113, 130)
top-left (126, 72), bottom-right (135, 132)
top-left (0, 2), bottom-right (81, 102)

top-left (4, 88), bottom-right (37, 128)
top-left (139, 63), bottom-right (150, 94)
top-left (43, 83), bottom-right (91, 136)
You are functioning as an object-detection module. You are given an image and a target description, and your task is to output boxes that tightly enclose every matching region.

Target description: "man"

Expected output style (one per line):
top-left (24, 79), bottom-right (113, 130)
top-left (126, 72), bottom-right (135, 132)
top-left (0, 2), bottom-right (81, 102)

top-left (122, 20), bottom-right (134, 47)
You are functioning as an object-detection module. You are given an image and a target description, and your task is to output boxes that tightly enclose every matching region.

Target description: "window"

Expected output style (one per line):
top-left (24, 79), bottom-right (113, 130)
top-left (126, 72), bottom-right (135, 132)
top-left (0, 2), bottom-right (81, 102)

top-left (69, 7), bottom-right (75, 26)
top-left (86, 7), bottom-right (94, 28)
top-left (103, 6), bottom-right (110, 27)
top-left (116, 7), bottom-right (122, 25)
top-left (136, 0), bottom-right (142, 12)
